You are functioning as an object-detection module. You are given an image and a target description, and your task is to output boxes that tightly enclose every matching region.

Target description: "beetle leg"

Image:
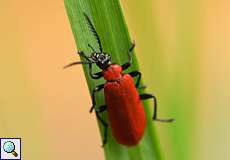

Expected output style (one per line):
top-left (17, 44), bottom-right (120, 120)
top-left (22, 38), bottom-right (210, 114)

top-left (88, 44), bottom-right (96, 52)
top-left (122, 42), bottom-right (135, 70)
top-left (77, 51), bottom-right (103, 79)
top-left (128, 71), bottom-right (146, 89)
top-left (140, 93), bottom-right (175, 122)
top-left (90, 84), bottom-right (108, 146)
top-left (95, 105), bottom-right (107, 113)
top-left (89, 63), bottom-right (103, 79)
top-left (78, 51), bottom-right (90, 60)
top-left (95, 110), bottom-right (108, 147)
top-left (90, 84), bottom-right (104, 113)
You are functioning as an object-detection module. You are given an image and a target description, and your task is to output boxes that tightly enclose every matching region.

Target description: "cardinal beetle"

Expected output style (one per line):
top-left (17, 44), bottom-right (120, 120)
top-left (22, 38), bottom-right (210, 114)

top-left (65, 13), bottom-right (174, 147)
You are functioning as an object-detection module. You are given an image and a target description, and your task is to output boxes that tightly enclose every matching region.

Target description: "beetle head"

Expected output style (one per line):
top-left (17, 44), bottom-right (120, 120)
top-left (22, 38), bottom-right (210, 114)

top-left (90, 52), bottom-right (112, 70)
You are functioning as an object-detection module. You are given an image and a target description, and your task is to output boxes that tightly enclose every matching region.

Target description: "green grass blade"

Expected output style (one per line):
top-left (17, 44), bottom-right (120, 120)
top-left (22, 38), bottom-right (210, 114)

top-left (64, 0), bottom-right (163, 159)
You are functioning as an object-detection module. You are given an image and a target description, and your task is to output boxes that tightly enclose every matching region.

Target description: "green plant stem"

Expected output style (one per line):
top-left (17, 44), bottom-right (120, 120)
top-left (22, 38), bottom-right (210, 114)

top-left (64, 0), bottom-right (163, 159)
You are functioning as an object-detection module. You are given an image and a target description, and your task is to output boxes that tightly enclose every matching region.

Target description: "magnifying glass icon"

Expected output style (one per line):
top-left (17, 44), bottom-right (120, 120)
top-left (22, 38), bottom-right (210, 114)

top-left (3, 141), bottom-right (18, 157)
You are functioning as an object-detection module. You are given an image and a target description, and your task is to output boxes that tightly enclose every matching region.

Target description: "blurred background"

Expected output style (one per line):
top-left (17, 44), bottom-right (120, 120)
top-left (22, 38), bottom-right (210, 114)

top-left (0, 0), bottom-right (229, 160)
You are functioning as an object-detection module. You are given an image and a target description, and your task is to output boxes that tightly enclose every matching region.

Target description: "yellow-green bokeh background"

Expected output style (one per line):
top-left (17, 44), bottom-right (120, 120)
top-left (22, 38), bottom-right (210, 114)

top-left (1, 0), bottom-right (229, 160)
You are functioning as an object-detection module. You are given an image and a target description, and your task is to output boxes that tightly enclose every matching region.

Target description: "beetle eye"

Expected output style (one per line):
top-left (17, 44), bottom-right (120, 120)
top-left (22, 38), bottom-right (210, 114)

top-left (91, 53), bottom-right (98, 61)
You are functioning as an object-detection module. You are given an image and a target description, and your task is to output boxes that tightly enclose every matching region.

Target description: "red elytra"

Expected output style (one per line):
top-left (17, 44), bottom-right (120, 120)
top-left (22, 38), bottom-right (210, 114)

top-left (65, 13), bottom-right (174, 147)
top-left (103, 65), bottom-right (146, 146)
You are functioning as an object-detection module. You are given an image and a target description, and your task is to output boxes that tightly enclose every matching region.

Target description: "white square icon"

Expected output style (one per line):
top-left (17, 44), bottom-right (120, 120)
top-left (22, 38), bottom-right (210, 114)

top-left (0, 138), bottom-right (21, 160)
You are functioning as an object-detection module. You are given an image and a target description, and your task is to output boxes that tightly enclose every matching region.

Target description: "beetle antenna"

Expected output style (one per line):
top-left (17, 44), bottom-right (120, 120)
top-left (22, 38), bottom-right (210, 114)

top-left (63, 61), bottom-right (90, 69)
top-left (88, 44), bottom-right (96, 52)
top-left (83, 13), bottom-right (103, 53)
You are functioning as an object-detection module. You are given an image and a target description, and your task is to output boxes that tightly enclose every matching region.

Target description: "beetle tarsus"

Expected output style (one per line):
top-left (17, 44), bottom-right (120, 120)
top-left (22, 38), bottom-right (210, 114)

top-left (101, 134), bottom-right (108, 147)
top-left (89, 106), bottom-right (94, 113)
top-left (140, 93), bottom-right (174, 123)
top-left (153, 118), bottom-right (175, 123)
top-left (137, 84), bottom-right (147, 89)
top-left (96, 105), bottom-right (107, 113)
top-left (96, 112), bottom-right (108, 147)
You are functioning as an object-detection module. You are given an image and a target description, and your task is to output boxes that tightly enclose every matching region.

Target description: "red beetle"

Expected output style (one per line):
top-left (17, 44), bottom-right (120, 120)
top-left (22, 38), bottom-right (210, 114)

top-left (65, 13), bottom-right (174, 146)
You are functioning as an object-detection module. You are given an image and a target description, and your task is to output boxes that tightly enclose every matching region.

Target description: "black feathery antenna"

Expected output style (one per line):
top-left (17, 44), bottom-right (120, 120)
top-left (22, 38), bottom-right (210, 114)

top-left (83, 13), bottom-right (103, 53)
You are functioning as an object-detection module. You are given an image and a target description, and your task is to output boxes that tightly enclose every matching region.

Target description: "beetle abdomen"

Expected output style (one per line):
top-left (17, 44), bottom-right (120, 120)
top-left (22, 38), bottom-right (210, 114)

top-left (104, 74), bottom-right (146, 146)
